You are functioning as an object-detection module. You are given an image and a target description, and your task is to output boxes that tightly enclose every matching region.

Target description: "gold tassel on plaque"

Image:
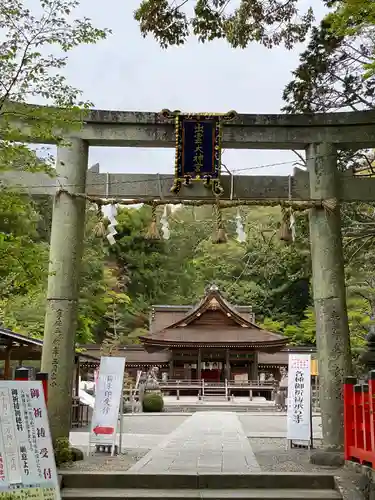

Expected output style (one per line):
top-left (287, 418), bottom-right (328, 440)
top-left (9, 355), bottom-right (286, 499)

top-left (146, 202), bottom-right (161, 240)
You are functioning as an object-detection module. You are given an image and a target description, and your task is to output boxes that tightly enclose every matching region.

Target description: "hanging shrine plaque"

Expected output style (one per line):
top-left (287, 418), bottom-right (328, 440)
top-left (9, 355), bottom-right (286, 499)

top-left (160, 110), bottom-right (237, 195)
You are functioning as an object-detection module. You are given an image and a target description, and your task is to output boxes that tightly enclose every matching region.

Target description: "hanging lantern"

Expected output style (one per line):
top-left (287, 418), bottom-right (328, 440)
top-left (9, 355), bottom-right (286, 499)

top-left (160, 109), bottom-right (237, 195)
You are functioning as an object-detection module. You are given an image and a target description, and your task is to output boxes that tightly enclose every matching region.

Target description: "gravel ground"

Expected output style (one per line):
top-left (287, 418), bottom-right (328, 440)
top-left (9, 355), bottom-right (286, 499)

top-left (59, 449), bottom-right (147, 472)
top-left (249, 437), bottom-right (338, 473)
top-left (249, 438), bottom-right (363, 499)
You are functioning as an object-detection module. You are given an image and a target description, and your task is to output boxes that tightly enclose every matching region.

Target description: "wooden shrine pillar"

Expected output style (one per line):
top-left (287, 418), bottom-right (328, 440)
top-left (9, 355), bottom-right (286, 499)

top-left (225, 348), bottom-right (231, 381)
top-left (73, 355), bottom-right (80, 397)
top-left (197, 348), bottom-right (202, 380)
top-left (249, 352), bottom-right (258, 382)
top-left (169, 354), bottom-right (174, 379)
top-left (307, 142), bottom-right (352, 454)
top-left (4, 345), bottom-right (12, 380)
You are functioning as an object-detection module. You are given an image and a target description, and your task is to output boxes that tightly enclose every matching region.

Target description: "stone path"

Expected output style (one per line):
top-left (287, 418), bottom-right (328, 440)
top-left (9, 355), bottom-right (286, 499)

top-left (70, 432), bottom-right (163, 451)
top-left (128, 411), bottom-right (261, 473)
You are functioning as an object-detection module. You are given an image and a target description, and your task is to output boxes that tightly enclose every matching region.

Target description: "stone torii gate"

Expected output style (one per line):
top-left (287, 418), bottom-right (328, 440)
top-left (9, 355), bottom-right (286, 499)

top-left (3, 108), bottom-right (375, 453)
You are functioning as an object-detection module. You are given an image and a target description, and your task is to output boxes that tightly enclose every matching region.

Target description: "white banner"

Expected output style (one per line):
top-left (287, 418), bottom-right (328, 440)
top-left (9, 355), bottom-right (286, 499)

top-left (286, 354), bottom-right (312, 443)
top-left (0, 381), bottom-right (60, 499)
top-left (90, 357), bottom-right (125, 446)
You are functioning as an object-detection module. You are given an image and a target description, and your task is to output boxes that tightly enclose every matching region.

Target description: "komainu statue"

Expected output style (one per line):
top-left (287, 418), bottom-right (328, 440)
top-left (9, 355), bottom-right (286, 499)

top-left (144, 366), bottom-right (161, 393)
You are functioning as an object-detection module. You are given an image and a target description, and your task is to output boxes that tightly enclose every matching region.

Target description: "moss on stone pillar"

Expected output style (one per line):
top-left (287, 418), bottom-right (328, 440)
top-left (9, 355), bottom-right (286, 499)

top-left (307, 143), bottom-right (352, 453)
top-left (41, 138), bottom-right (88, 442)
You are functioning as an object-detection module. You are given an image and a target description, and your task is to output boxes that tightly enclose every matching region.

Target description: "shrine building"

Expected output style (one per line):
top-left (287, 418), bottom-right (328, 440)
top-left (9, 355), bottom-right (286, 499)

top-left (141, 284), bottom-right (287, 382)
top-left (81, 285), bottom-right (317, 383)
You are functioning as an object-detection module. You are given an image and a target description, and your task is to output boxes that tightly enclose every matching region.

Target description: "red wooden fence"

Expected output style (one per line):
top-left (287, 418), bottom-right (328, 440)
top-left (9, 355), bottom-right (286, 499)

top-left (344, 372), bottom-right (375, 466)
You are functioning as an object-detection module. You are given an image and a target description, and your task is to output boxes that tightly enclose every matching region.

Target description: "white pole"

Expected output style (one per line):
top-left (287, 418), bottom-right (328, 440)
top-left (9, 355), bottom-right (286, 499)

top-left (119, 390), bottom-right (124, 454)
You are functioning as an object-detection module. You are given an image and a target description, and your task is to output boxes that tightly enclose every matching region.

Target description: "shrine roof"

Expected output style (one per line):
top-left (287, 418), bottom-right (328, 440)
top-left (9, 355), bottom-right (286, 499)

top-left (0, 326), bottom-right (98, 361)
top-left (78, 344), bottom-right (316, 367)
top-left (141, 285), bottom-right (287, 349)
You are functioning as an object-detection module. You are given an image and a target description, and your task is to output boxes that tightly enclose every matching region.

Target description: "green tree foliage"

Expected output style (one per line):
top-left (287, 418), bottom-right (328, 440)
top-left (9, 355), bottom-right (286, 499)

top-left (0, 191), bottom-right (48, 299)
top-left (0, 0), bottom-right (110, 342)
top-left (107, 205), bottom-right (312, 332)
top-left (0, 0), bottom-right (110, 167)
top-left (327, 0), bottom-right (375, 78)
top-left (0, 205), bottom-right (111, 343)
top-left (262, 299), bottom-right (369, 355)
top-left (283, 22), bottom-right (374, 114)
top-left (134, 0), bottom-right (313, 49)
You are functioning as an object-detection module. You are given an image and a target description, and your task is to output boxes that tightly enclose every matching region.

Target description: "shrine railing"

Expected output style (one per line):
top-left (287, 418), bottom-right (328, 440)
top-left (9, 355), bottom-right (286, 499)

top-left (160, 379), bottom-right (276, 387)
top-left (344, 372), bottom-right (375, 467)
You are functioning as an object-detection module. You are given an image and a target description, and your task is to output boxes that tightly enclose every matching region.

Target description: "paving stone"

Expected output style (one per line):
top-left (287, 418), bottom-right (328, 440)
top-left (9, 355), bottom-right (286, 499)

top-left (127, 412), bottom-right (261, 474)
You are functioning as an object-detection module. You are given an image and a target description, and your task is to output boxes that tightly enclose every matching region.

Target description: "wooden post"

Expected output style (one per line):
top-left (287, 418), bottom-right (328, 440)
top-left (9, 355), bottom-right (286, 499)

top-left (74, 356), bottom-right (80, 397)
top-left (252, 352), bottom-right (259, 382)
top-left (169, 354), bottom-right (174, 380)
top-left (197, 348), bottom-right (202, 381)
top-left (307, 143), bottom-right (352, 457)
top-left (4, 345), bottom-right (12, 380)
top-left (41, 138), bottom-right (88, 442)
top-left (225, 348), bottom-right (230, 381)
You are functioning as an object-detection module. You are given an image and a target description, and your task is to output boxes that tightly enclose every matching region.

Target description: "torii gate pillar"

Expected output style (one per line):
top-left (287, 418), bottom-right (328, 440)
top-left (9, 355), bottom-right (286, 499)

top-left (41, 138), bottom-right (88, 442)
top-left (308, 143), bottom-right (352, 456)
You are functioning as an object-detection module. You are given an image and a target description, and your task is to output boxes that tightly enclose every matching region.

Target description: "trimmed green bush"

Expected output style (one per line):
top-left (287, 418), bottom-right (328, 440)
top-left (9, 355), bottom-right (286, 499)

top-left (54, 437), bottom-right (73, 466)
top-left (142, 392), bottom-right (164, 412)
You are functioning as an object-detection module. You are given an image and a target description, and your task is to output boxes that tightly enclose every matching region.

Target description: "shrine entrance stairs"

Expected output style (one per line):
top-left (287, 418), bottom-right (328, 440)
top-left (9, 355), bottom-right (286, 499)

top-left (60, 471), bottom-right (342, 500)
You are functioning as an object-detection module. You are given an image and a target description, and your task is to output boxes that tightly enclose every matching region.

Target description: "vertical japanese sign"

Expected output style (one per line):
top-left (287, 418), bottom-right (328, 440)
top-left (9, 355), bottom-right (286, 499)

top-left (0, 381), bottom-right (60, 499)
top-left (179, 117), bottom-right (220, 180)
top-left (90, 357), bottom-right (125, 447)
top-left (286, 354), bottom-right (312, 443)
top-left (159, 109), bottom-right (237, 195)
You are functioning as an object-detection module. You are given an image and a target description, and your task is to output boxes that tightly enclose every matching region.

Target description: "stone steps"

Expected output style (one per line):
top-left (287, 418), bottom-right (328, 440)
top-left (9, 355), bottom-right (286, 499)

top-left (201, 396), bottom-right (228, 402)
top-left (61, 487), bottom-right (341, 499)
top-left (60, 472), bottom-right (342, 500)
top-left (163, 405), bottom-right (277, 413)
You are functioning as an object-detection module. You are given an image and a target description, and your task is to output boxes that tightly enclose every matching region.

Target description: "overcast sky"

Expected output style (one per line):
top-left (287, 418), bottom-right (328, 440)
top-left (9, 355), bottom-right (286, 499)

top-left (61, 0), bottom-right (326, 177)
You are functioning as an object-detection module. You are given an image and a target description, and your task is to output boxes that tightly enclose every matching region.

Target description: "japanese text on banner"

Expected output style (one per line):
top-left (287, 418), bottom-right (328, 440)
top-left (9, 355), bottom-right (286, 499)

top-left (0, 381), bottom-right (60, 499)
top-left (90, 356), bottom-right (125, 447)
top-left (286, 354), bottom-right (312, 443)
